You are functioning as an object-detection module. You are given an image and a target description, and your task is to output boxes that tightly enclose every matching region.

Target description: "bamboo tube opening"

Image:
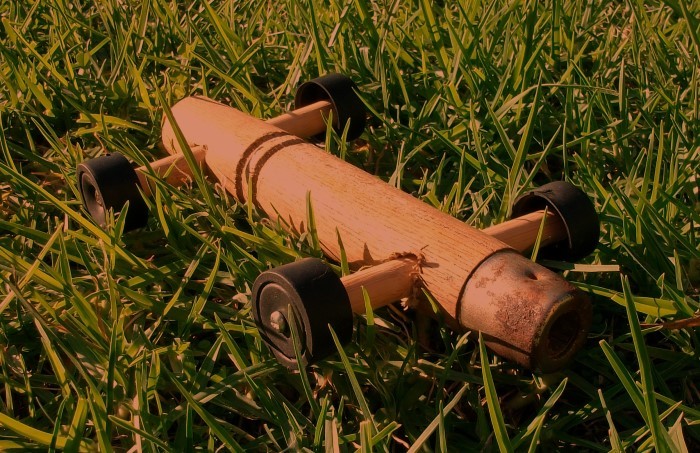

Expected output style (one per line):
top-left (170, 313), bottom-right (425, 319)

top-left (544, 309), bottom-right (582, 359)
top-left (461, 251), bottom-right (591, 371)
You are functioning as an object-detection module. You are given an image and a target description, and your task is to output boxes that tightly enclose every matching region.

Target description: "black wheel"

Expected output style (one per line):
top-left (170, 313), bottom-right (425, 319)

top-left (252, 258), bottom-right (354, 369)
top-left (512, 181), bottom-right (600, 262)
top-left (295, 73), bottom-right (366, 141)
top-left (76, 153), bottom-right (149, 232)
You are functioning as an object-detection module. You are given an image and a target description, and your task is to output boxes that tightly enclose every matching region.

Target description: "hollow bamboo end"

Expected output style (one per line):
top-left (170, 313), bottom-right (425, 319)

top-left (531, 290), bottom-right (592, 372)
top-left (460, 252), bottom-right (591, 372)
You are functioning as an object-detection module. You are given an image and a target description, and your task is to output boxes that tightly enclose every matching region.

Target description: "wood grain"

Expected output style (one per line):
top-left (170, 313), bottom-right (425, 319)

top-left (136, 100), bottom-right (332, 196)
top-left (162, 96), bottom-right (510, 321)
top-left (343, 210), bottom-right (567, 316)
top-left (160, 96), bottom-right (591, 370)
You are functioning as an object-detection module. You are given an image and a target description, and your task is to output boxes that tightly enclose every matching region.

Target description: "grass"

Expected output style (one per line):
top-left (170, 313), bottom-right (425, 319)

top-left (0, 0), bottom-right (698, 450)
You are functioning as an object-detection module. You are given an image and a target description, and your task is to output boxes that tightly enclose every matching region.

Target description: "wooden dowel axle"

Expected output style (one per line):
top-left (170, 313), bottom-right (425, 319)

top-left (265, 100), bottom-right (332, 137)
top-left (136, 146), bottom-right (207, 197)
top-left (342, 258), bottom-right (418, 314)
top-left (484, 209), bottom-right (567, 254)
top-left (343, 210), bottom-right (568, 316)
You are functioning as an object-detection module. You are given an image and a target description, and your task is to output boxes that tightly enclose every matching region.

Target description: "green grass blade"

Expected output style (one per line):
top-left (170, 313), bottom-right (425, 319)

top-left (479, 333), bottom-right (513, 453)
top-left (621, 275), bottom-right (676, 452)
top-left (329, 325), bottom-right (376, 433)
top-left (163, 367), bottom-right (245, 452)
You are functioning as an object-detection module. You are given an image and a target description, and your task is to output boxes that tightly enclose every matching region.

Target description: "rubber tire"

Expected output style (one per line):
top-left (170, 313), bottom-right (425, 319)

top-left (252, 258), bottom-right (353, 369)
top-left (295, 73), bottom-right (366, 141)
top-left (76, 153), bottom-right (149, 232)
top-left (512, 181), bottom-right (600, 262)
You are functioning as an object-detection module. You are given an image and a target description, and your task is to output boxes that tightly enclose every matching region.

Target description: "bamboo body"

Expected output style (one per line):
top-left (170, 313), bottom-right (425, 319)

top-left (137, 144), bottom-right (565, 256)
top-left (137, 101), bottom-right (332, 196)
top-left (161, 96), bottom-right (590, 371)
top-left (162, 97), bottom-right (508, 322)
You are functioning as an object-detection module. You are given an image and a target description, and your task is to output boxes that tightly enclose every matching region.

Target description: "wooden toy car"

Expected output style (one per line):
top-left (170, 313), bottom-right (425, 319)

top-left (77, 74), bottom-right (599, 372)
